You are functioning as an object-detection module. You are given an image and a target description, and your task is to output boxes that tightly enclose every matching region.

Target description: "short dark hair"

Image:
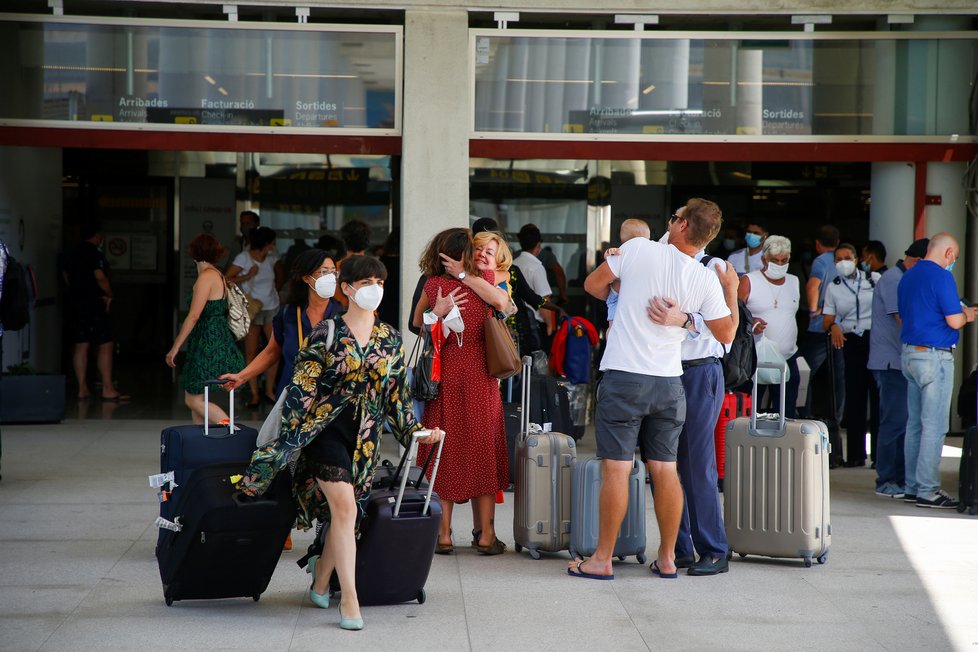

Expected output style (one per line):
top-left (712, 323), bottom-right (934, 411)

top-left (836, 242), bottom-right (858, 259)
top-left (683, 198), bottom-right (723, 248)
top-left (418, 227), bottom-right (477, 278)
top-left (248, 226), bottom-right (276, 250)
top-left (340, 220), bottom-right (371, 253)
top-left (472, 217), bottom-right (499, 234)
top-left (285, 249), bottom-right (334, 309)
top-left (316, 234), bottom-right (347, 261)
top-left (863, 240), bottom-right (887, 262)
top-left (239, 210), bottom-right (260, 226)
top-left (816, 225), bottom-right (840, 248)
top-left (518, 224), bottom-right (542, 251)
top-left (80, 222), bottom-right (101, 240)
top-left (187, 233), bottom-right (228, 263)
top-left (339, 254), bottom-right (387, 286)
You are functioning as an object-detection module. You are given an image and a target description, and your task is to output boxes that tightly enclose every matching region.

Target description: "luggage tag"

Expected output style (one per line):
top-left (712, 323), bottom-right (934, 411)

top-left (543, 422), bottom-right (553, 432)
top-left (148, 471), bottom-right (177, 490)
top-left (155, 516), bottom-right (183, 532)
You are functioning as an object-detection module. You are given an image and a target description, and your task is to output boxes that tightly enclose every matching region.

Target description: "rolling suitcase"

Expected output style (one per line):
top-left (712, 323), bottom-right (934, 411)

top-left (513, 357), bottom-right (577, 559)
top-left (958, 426), bottom-right (978, 516)
top-left (329, 430), bottom-right (445, 605)
top-left (724, 362), bottom-right (831, 567)
top-left (156, 381), bottom-right (258, 544)
top-left (155, 461), bottom-right (296, 606)
top-left (714, 392), bottom-right (752, 491)
top-left (569, 457), bottom-right (647, 564)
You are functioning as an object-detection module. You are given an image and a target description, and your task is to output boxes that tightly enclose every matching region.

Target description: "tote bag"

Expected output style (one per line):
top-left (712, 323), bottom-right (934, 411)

top-left (484, 307), bottom-right (520, 379)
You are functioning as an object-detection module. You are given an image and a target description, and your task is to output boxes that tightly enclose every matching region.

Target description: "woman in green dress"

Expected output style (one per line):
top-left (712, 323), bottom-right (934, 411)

top-left (165, 233), bottom-right (244, 424)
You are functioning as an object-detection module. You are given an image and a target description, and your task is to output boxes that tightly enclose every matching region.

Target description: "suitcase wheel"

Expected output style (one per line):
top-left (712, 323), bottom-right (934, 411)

top-left (165, 596), bottom-right (173, 607)
top-left (817, 553), bottom-right (829, 565)
top-left (515, 543), bottom-right (523, 553)
top-left (803, 556), bottom-right (813, 568)
top-left (417, 589), bottom-right (426, 604)
top-left (738, 552), bottom-right (747, 559)
top-left (971, 505), bottom-right (978, 516)
top-left (528, 549), bottom-right (541, 560)
top-left (636, 554), bottom-right (647, 564)
top-left (253, 594), bottom-right (261, 602)
top-left (726, 550), bottom-right (733, 561)
top-left (617, 555), bottom-right (625, 562)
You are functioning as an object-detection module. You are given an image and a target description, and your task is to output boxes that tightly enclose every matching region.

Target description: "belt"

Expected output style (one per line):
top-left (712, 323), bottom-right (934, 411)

top-left (911, 345), bottom-right (954, 353)
top-left (682, 356), bottom-right (720, 370)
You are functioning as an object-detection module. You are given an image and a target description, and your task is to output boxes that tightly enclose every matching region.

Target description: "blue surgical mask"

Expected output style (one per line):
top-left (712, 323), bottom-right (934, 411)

top-left (859, 262), bottom-right (870, 273)
top-left (745, 233), bottom-right (763, 248)
top-left (947, 260), bottom-right (956, 273)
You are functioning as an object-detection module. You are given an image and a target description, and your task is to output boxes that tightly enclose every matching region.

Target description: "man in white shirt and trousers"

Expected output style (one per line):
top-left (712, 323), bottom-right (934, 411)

top-left (570, 198), bottom-right (739, 581)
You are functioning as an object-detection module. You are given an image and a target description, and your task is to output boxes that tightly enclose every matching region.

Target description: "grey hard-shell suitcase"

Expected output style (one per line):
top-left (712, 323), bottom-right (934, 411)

top-left (568, 456), bottom-right (647, 564)
top-left (724, 362), bottom-right (831, 567)
top-left (513, 357), bottom-right (576, 559)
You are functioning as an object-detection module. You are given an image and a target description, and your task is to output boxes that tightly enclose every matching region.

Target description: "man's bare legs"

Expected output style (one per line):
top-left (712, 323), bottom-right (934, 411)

top-left (73, 342), bottom-right (91, 399)
top-left (648, 459), bottom-right (684, 574)
top-left (567, 458), bottom-right (632, 577)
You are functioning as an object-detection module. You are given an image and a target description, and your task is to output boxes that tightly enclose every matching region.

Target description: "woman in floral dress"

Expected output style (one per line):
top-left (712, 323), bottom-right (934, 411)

top-left (165, 233), bottom-right (244, 423)
top-left (236, 255), bottom-right (443, 631)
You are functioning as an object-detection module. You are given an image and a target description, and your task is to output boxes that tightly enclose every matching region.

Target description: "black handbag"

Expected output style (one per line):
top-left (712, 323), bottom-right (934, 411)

top-left (409, 328), bottom-right (439, 401)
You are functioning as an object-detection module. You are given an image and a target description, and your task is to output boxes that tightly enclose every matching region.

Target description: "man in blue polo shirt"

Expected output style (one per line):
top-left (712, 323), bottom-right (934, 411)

top-left (898, 233), bottom-right (977, 509)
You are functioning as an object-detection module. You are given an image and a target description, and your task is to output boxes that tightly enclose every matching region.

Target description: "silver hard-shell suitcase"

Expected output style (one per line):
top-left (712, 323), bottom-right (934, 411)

top-left (568, 456), bottom-right (647, 563)
top-left (513, 357), bottom-right (576, 559)
top-left (724, 362), bottom-right (831, 567)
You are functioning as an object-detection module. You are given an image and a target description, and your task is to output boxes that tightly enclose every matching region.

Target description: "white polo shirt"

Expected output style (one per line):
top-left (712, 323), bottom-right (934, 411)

top-left (823, 271), bottom-right (880, 336)
top-left (729, 247), bottom-right (764, 275)
top-left (601, 239), bottom-right (730, 377)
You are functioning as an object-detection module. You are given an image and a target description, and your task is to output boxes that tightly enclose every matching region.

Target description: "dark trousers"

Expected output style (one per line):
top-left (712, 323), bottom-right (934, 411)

top-left (756, 351), bottom-right (802, 419)
top-left (675, 361), bottom-right (727, 560)
top-left (872, 368), bottom-right (907, 489)
top-left (800, 330), bottom-right (845, 423)
top-left (842, 332), bottom-right (877, 465)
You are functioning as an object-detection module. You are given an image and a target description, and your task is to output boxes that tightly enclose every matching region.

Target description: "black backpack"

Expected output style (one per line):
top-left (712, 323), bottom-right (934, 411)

top-left (701, 256), bottom-right (757, 389)
top-left (1, 253), bottom-right (32, 332)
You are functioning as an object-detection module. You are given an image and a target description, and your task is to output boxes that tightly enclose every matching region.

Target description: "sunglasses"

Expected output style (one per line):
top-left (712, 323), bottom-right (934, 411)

top-left (669, 212), bottom-right (683, 223)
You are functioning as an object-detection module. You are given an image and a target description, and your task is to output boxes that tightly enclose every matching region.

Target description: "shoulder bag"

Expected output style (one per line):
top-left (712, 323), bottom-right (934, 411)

top-left (409, 327), bottom-right (440, 401)
top-left (223, 277), bottom-right (251, 341)
top-left (484, 306), bottom-right (520, 379)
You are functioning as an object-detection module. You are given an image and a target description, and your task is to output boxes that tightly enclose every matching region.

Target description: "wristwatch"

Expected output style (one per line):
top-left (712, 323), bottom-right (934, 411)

top-left (682, 313), bottom-right (693, 329)
top-left (457, 271), bottom-right (466, 281)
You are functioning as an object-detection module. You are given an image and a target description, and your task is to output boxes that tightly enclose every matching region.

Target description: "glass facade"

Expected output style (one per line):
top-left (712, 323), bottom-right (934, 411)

top-left (473, 33), bottom-right (978, 137)
top-left (0, 18), bottom-right (400, 131)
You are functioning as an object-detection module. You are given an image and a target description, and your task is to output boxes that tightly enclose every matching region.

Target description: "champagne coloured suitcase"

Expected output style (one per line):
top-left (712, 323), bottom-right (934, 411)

top-left (724, 363), bottom-right (831, 567)
top-left (513, 358), bottom-right (576, 559)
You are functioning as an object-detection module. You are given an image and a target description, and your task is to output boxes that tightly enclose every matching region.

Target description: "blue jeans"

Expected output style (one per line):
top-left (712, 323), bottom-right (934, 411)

top-left (901, 345), bottom-right (954, 500)
top-left (872, 368), bottom-right (907, 490)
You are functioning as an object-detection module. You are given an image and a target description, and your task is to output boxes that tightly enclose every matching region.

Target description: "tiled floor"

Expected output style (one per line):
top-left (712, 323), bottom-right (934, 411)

top-left (2, 411), bottom-right (977, 651)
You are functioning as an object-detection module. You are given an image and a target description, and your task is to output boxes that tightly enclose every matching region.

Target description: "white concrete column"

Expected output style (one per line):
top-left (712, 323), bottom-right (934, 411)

top-left (400, 9), bottom-right (470, 337)
top-left (868, 162), bottom-right (915, 267)
top-left (735, 48), bottom-right (763, 135)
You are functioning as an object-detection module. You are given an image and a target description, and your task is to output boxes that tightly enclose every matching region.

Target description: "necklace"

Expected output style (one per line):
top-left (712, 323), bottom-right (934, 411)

top-left (765, 275), bottom-right (786, 308)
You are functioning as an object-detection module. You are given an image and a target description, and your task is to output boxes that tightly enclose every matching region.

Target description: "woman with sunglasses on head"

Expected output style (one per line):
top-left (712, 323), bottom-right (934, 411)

top-left (220, 249), bottom-right (343, 399)
top-left (237, 254), bottom-right (443, 631)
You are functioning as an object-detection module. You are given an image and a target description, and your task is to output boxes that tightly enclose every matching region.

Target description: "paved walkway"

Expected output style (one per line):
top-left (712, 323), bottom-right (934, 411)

top-left (2, 419), bottom-right (977, 651)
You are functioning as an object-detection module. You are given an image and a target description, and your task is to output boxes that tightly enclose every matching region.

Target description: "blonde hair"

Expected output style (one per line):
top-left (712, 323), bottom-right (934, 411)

top-left (619, 218), bottom-right (651, 243)
top-left (472, 231), bottom-right (513, 271)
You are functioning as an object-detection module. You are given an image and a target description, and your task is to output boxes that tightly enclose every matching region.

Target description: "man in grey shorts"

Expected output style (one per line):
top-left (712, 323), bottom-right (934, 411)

top-left (570, 198), bottom-right (738, 581)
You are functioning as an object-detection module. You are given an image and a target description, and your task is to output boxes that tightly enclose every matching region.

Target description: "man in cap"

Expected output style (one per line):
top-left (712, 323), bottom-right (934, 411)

top-left (867, 238), bottom-right (927, 498)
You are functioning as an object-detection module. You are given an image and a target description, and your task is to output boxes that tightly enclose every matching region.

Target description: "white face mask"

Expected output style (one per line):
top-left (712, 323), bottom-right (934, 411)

top-left (442, 297), bottom-right (465, 345)
top-left (835, 260), bottom-right (856, 278)
top-left (311, 274), bottom-right (336, 299)
top-left (350, 283), bottom-right (383, 311)
top-left (765, 262), bottom-right (789, 280)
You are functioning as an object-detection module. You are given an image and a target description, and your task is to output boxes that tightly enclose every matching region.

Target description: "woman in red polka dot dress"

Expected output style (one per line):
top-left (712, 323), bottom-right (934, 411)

top-left (413, 228), bottom-right (512, 556)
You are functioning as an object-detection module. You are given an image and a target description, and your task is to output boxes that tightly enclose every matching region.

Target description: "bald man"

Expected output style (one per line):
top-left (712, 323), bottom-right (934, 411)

top-left (897, 232), bottom-right (977, 509)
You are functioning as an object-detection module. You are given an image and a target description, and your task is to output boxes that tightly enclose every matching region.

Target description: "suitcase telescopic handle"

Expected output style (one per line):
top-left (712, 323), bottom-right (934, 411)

top-left (202, 379), bottom-right (235, 438)
top-left (518, 355), bottom-right (532, 445)
top-left (751, 362), bottom-right (787, 433)
top-left (393, 431), bottom-right (445, 517)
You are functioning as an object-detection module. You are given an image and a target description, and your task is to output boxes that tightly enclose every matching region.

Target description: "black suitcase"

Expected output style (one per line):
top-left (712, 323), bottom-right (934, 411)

top-left (327, 432), bottom-right (444, 606)
top-left (156, 382), bottom-right (258, 541)
top-left (156, 462), bottom-right (296, 606)
top-left (958, 426), bottom-right (978, 516)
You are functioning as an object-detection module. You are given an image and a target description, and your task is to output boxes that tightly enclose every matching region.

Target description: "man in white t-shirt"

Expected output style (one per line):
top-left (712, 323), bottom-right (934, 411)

top-left (512, 224), bottom-right (552, 350)
top-left (728, 221), bottom-right (767, 276)
top-left (569, 198), bottom-right (738, 582)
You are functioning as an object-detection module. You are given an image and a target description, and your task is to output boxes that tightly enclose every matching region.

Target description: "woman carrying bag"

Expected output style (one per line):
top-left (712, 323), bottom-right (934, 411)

top-left (412, 228), bottom-right (511, 556)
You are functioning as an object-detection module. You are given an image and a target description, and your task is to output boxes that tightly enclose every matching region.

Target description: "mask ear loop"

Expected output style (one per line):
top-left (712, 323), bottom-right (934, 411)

top-left (449, 292), bottom-right (463, 348)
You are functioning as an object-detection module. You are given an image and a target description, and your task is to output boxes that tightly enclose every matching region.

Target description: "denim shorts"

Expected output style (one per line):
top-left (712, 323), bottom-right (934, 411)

top-left (594, 370), bottom-right (686, 462)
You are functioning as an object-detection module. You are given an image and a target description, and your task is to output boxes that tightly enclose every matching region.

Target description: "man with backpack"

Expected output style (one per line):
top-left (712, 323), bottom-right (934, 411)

top-left (572, 198), bottom-right (737, 582)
